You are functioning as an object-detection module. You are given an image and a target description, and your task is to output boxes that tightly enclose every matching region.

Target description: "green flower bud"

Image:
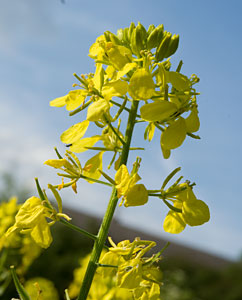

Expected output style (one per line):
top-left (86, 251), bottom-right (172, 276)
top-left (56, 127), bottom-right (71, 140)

top-left (128, 22), bottom-right (135, 41)
top-left (165, 34), bottom-right (179, 58)
top-left (130, 28), bottom-right (138, 56)
top-left (109, 32), bottom-right (122, 45)
top-left (147, 27), bottom-right (159, 49)
top-left (147, 24), bottom-right (155, 35)
top-left (156, 24), bottom-right (164, 44)
top-left (155, 32), bottom-right (172, 62)
top-left (135, 26), bottom-right (145, 54)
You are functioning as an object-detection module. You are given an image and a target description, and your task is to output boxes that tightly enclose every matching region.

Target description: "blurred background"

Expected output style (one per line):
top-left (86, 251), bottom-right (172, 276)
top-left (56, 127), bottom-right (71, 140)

top-left (1, 0), bottom-right (242, 299)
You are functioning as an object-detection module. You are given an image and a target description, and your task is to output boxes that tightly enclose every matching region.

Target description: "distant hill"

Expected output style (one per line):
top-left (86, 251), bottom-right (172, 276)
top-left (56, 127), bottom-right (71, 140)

top-left (63, 206), bottom-right (231, 270)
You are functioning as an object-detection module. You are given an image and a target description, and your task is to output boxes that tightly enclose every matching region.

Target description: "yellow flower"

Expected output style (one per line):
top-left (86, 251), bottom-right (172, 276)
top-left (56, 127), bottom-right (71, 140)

top-left (163, 186), bottom-right (210, 234)
top-left (6, 197), bottom-right (53, 248)
top-left (115, 164), bottom-right (148, 207)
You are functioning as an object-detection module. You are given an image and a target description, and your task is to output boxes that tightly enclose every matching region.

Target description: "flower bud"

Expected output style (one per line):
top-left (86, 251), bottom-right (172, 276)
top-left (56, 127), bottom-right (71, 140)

top-left (155, 32), bottom-right (172, 62)
top-left (147, 27), bottom-right (159, 49)
top-left (164, 34), bottom-right (179, 58)
top-left (147, 24), bottom-right (155, 35)
top-left (128, 22), bottom-right (135, 41)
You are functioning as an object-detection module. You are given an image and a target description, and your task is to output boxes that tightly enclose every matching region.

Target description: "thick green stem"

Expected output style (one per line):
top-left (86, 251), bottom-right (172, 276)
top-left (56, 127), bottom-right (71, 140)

top-left (77, 100), bottom-right (139, 300)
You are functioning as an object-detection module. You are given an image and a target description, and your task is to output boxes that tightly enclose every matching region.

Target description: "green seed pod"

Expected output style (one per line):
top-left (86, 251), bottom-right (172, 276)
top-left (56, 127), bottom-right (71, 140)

top-left (164, 34), bottom-right (179, 58)
top-left (147, 24), bottom-right (155, 35)
top-left (147, 28), bottom-right (159, 49)
top-left (128, 22), bottom-right (136, 41)
top-left (155, 32), bottom-right (172, 62)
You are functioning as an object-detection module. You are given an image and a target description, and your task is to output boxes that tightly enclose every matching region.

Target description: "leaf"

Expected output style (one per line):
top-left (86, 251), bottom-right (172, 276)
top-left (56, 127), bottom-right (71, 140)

top-left (70, 136), bottom-right (101, 153)
top-left (60, 120), bottom-right (89, 144)
top-left (161, 117), bottom-right (187, 149)
top-left (140, 101), bottom-right (177, 122)
top-left (128, 68), bottom-right (155, 100)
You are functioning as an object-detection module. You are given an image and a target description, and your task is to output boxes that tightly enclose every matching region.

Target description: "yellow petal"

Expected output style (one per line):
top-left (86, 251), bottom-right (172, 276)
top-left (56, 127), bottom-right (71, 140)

top-left (102, 80), bottom-right (128, 100)
top-left (107, 45), bottom-right (133, 70)
top-left (60, 120), bottom-right (89, 144)
top-left (115, 165), bottom-right (130, 197)
top-left (116, 62), bottom-right (137, 80)
top-left (15, 197), bottom-right (45, 228)
top-left (117, 258), bottom-right (143, 289)
top-left (70, 136), bottom-right (101, 153)
top-left (148, 123), bottom-right (155, 141)
top-left (185, 107), bottom-right (200, 133)
top-left (44, 158), bottom-right (73, 170)
top-left (183, 200), bottom-right (210, 226)
top-left (87, 99), bottom-right (110, 122)
top-left (128, 68), bottom-right (155, 100)
top-left (65, 90), bottom-right (87, 111)
top-left (93, 63), bottom-right (104, 92)
top-left (124, 184), bottom-right (148, 207)
top-left (31, 216), bottom-right (52, 248)
top-left (89, 35), bottom-right (106, 58)
top-left (161, 117), bottom-right (187, 150)
top-left (160, 144), bottom-right (171, 159)
top-left (163, 210), bottom-right (186, 234)
top-left (168, 71), bottom-right (190, 91)
top-left (83, 152), bottom-right (104, 183)
top-left (49, 95), bottom-right (68, 107)
top-left (140, 101), bottom-right (177, 122)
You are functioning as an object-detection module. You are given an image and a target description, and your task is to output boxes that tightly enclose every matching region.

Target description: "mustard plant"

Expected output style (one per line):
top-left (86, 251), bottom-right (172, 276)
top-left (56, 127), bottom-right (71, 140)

top-left (3, 22), bottom-right (210, 300)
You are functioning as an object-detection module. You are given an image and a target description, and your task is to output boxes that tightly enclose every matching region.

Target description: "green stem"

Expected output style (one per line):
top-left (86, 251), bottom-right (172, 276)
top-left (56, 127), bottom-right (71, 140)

top-left (59, 219), bottom-right (104, 244)
top-left (77, 100), bottom-right (139, 300)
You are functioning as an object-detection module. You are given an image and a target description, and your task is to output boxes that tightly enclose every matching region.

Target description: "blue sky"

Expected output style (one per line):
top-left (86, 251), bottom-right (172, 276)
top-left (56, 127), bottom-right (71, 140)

top-left (1, 0), bottom-right (242, 260)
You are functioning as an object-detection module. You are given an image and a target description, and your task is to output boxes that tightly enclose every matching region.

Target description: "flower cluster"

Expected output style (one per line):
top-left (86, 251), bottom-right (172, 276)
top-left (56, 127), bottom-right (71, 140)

top-left (99, 237), bottom-right (164, 300)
